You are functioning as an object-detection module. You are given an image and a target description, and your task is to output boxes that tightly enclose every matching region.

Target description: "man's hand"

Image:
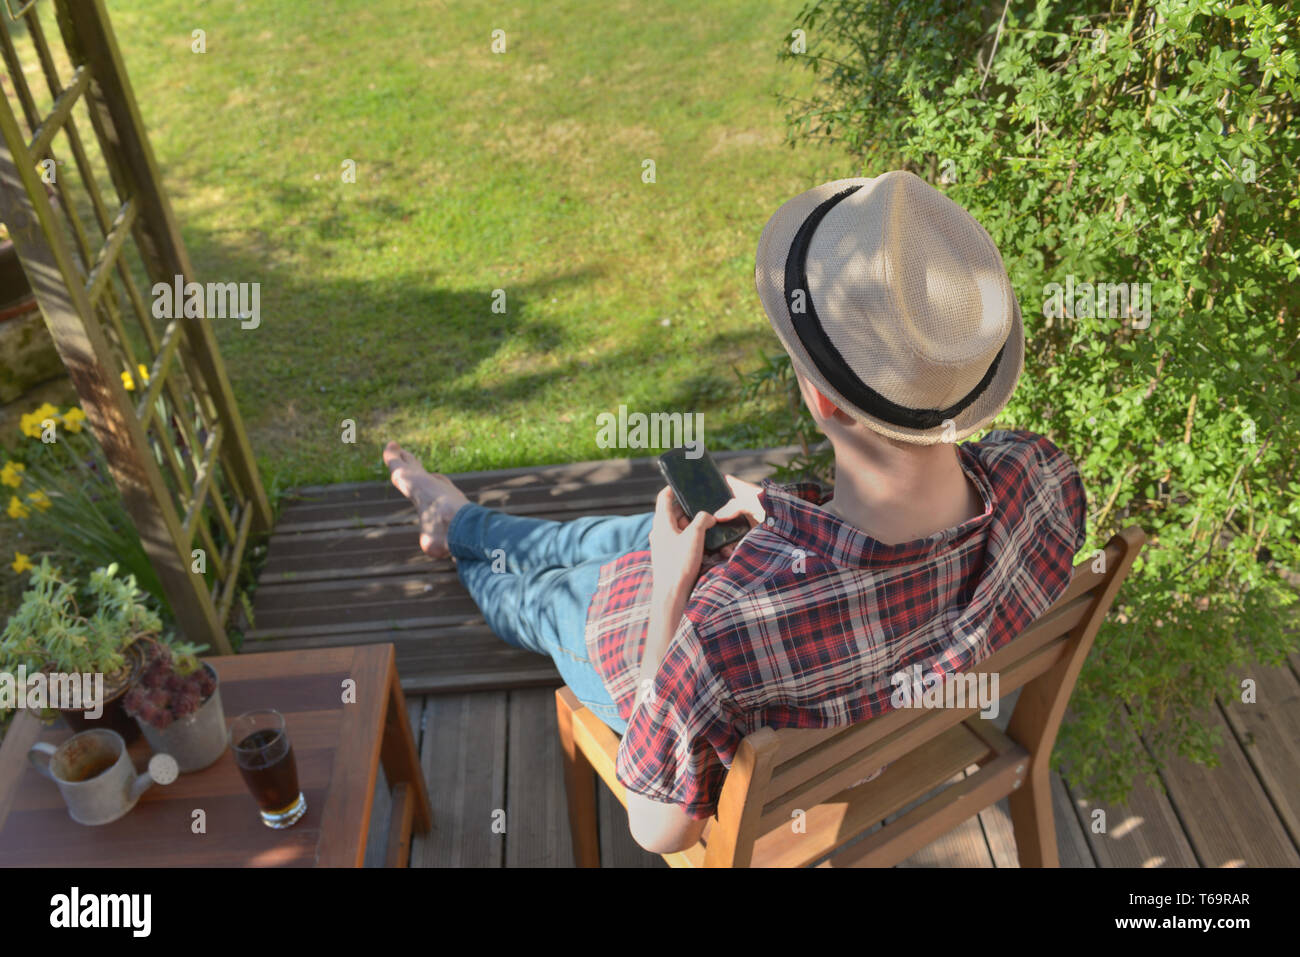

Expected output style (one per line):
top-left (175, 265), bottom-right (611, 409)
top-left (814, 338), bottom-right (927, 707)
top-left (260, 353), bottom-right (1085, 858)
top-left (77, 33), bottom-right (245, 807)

top-left (714, 474), bottom-right (766, 528)
top-left (701, 475), bottom-right (767, 565)
top-left (649, 485), bottom-right (716, 602)
top-left (649, 475), bottom-right (767, 582)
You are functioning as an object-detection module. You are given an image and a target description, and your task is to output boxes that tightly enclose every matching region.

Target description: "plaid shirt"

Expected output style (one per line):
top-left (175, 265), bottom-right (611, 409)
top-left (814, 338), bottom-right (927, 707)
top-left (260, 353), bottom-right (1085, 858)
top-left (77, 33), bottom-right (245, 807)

top-left (582, 430), bottom-right (1088, 819)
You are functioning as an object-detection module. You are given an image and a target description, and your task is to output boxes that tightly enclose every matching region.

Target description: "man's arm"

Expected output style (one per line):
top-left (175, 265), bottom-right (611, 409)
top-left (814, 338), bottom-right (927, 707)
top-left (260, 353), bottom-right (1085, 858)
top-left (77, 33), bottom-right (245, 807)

top-left (625, 579), bottom-right (709, 854)
top-left (623, 480), bottom-right (763, 855)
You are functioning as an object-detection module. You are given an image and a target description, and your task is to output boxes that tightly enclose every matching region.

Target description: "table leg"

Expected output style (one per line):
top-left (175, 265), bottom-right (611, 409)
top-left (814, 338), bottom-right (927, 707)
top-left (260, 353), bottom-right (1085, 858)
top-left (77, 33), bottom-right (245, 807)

top-left (385, 783), bottom-right (416, 867)
top-left (380, 659), bottom-right (433, 834)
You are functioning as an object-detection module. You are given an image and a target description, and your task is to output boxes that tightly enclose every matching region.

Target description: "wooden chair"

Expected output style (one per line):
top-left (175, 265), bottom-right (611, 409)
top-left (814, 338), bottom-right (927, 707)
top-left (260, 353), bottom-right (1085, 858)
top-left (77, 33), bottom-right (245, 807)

top-left (556, 525), bottom-right (1145, 867)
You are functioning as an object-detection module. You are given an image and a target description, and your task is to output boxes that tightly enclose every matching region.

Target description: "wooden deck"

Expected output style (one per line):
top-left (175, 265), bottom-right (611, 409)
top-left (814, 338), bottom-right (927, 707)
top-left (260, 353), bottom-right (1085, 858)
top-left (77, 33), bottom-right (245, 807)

top-left (252, 449), bottom-right (1300, 867)
top-left (246, 447), bottom-right (805, 691)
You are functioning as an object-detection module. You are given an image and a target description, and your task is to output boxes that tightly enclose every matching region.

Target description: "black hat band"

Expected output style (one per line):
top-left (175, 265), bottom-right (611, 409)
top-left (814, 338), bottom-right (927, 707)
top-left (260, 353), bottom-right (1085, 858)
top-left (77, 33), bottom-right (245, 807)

top-left (784, 185), bottom-right (1006, 431)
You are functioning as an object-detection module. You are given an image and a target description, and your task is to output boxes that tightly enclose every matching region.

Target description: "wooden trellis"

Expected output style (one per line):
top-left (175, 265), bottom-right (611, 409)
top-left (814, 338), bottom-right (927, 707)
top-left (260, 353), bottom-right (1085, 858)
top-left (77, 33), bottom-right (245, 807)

top-left (0, 0), bottom-right (270, 653)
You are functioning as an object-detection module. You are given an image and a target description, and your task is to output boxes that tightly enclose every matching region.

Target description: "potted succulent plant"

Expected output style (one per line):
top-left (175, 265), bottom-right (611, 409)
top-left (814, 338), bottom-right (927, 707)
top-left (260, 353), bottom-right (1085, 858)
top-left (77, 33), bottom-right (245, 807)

top-left (123, 639), bottom-right (226, 773)
top-left (0, 558), bottom-right (157, 742)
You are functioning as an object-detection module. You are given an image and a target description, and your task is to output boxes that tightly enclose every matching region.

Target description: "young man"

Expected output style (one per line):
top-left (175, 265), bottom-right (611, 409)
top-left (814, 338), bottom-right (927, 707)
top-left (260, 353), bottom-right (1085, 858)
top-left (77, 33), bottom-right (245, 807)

top-left (383, 170), bottom-right (1086, 855)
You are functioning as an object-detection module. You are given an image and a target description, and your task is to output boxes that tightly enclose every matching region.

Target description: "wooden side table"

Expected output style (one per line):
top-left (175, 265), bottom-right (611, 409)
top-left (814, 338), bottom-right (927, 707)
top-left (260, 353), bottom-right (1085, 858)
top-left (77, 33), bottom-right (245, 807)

top-left (0, 643), bottom-right (431, 867)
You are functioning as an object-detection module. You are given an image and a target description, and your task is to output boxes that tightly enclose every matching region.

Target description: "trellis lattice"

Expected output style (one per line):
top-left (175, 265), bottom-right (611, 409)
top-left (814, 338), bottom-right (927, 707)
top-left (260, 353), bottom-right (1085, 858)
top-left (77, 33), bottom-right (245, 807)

top-left (0, 0), bottom-right (270, 651)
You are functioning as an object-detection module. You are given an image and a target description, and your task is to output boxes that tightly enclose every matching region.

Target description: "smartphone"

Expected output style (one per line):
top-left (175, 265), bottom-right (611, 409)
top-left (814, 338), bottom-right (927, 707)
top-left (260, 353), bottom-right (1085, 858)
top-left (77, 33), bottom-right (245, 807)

top-left (656, 446), bottom-right (752, 553)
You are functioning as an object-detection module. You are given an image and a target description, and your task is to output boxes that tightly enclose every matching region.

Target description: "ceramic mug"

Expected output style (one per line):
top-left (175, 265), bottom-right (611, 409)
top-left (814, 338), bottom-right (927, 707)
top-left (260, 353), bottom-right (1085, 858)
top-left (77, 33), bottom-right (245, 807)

top-left (28, 728), bottom-right (153, 826)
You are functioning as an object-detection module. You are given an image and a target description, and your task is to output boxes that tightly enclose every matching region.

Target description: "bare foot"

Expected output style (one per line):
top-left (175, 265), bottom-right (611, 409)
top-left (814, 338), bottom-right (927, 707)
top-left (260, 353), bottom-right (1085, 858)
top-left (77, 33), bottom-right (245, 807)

top-left (383, 441), bottom-right (470, 558)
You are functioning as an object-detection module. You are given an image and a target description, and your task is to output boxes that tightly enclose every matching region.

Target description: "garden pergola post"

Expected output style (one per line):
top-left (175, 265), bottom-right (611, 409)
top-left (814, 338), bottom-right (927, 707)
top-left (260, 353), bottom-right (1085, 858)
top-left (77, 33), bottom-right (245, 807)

top-left (0, 0), bottom-right (274, 652)
top-left (56, 0), bottom-right (272, 537)
top-left (0, 111), bottom-right (229, 651)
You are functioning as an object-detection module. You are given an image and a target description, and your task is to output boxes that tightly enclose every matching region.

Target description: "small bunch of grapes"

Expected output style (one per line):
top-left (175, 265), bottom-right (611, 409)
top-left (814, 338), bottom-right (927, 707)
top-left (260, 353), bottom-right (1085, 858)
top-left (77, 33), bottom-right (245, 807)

top-left (124, 643), bottom-right (217, 729)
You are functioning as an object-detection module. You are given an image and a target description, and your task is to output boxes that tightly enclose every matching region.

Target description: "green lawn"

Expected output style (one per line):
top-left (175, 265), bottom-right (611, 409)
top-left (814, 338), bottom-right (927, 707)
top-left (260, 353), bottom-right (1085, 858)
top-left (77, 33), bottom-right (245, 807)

top-left (111, 0), bottom-right (852, 491)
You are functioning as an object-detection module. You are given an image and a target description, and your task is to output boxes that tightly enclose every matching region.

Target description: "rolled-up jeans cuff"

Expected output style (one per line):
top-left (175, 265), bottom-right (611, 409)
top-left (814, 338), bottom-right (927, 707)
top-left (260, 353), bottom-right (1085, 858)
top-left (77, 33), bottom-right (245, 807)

top-left (446, 501), bottom-right (490, 561)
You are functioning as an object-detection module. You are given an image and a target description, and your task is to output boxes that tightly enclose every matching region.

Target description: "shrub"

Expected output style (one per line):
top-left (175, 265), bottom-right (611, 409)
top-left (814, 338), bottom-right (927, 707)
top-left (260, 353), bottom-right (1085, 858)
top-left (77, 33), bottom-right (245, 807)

top-left (766, 0), bottom-right (1300, 802)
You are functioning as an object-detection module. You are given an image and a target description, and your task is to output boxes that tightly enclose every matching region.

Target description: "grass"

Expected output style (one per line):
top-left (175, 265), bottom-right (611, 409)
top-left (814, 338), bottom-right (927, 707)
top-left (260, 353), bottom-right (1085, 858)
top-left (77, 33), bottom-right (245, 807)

top-left (94, 0), bottom-right (854, 490)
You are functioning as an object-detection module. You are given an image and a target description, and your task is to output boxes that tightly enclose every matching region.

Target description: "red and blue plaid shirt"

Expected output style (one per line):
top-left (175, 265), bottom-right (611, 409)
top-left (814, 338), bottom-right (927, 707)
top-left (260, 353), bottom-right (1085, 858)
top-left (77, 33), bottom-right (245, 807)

top-left (583, 430), bottom-right (1088, 819)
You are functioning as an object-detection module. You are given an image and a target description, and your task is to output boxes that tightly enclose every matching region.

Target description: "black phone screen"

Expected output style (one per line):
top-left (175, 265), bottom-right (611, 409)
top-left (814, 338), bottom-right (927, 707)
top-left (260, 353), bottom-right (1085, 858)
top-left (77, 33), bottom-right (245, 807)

top-left (659, 449), bottom-right (732, 516)
top-left (657, 448), bottom-right (751, 553)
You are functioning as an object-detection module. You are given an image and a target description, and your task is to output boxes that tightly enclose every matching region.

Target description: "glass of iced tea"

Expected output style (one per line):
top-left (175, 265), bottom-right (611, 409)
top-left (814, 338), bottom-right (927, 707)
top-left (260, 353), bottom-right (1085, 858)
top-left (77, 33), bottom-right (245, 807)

top-left (230, 709), bottom-right (306, 829)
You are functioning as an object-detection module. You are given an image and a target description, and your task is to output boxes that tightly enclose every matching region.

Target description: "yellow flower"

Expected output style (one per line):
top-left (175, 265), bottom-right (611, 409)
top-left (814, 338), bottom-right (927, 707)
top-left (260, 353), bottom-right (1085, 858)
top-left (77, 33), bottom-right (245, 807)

top-left (7, 495), bottom-right (29, 519)
top-left (19, 403), bottom-right (60, 439)
top-left (61, 407), bottom-right (86, 434)
top-left (26, 489), bottom-right (51, 512)
top-left (123, 365), bottom-right (151, 393)
top-left (0, 461), bottom-right (24, 488)
top-left (11, 552), bottom-right (32, 574)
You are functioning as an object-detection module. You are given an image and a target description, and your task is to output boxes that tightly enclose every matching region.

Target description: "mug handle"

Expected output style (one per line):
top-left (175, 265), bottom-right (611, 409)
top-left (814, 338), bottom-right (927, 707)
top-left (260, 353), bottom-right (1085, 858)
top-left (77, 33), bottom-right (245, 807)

top-left (129, 771), bottom-right (154, 802)
top-left (27, 741), bottom-right (58, 780)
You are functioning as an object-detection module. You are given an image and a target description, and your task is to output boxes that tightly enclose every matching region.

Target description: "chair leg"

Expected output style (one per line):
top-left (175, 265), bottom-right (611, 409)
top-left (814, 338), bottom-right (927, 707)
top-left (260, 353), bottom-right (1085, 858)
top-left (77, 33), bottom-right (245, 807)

top-left (1007, 764), bottom-right (1059, 867)
top-left (556, 689), bottom-right (601, 868)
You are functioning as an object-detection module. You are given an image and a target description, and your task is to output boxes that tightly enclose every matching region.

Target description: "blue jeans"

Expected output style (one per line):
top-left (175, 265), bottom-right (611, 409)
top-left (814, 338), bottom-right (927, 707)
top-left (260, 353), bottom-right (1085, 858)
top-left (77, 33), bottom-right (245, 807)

top-left (446, 503), bottom-right (655, 736)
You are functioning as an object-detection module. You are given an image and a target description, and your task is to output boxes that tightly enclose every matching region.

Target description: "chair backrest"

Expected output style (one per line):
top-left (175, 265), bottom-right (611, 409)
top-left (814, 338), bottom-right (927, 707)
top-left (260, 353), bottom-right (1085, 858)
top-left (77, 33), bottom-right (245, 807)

top-left (698, 525), bottom-right (1147, 867)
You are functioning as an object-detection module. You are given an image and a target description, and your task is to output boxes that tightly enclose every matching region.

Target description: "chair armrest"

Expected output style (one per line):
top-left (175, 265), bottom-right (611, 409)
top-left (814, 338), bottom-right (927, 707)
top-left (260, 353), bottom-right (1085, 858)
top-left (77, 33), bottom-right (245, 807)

top-left (556, 687), bottom-right (715, 866)
top-left (557, 687), bottom-right (629, 809)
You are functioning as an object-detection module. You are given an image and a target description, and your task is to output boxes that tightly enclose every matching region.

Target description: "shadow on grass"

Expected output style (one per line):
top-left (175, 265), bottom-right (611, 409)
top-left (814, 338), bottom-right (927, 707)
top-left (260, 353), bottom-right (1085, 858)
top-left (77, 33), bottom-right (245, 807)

top-left (143, 226), bottom-right (777, 489)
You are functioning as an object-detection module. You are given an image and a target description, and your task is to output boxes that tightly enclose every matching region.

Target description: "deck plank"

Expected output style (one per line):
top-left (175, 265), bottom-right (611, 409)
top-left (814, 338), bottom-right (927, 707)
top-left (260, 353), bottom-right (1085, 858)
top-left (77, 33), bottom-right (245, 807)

top-left (409, 692), bottom-right (507, 867)
top-left (1052, 773), bottom-right (1097, 868)
top-left (1220, 660), bottom-right (1300, 854)
top-left (893, 771), bottom-right (996, 867)
top-left (1068, 708), bottom-right (1200, 868)
top-left (505, 689), bottom-right (574, 868)
top-left (1154, 702), bottom-right (1300, 867)
top-left (363, 763), bottom-right (392, 868)
top-left (976, 796), bottom-right (1018, 868)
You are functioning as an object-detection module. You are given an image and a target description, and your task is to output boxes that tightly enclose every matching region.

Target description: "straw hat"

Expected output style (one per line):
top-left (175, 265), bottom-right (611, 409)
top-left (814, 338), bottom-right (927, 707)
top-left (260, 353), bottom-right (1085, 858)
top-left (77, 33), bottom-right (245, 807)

top-left (755, 170), bottom-right (1023, 445)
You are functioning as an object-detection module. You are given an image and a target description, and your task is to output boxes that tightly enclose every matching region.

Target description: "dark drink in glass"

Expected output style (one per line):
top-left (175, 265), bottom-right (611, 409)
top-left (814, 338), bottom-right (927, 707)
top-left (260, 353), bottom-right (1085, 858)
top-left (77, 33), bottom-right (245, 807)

top-left (230, 710), bottom-right (306, 828)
